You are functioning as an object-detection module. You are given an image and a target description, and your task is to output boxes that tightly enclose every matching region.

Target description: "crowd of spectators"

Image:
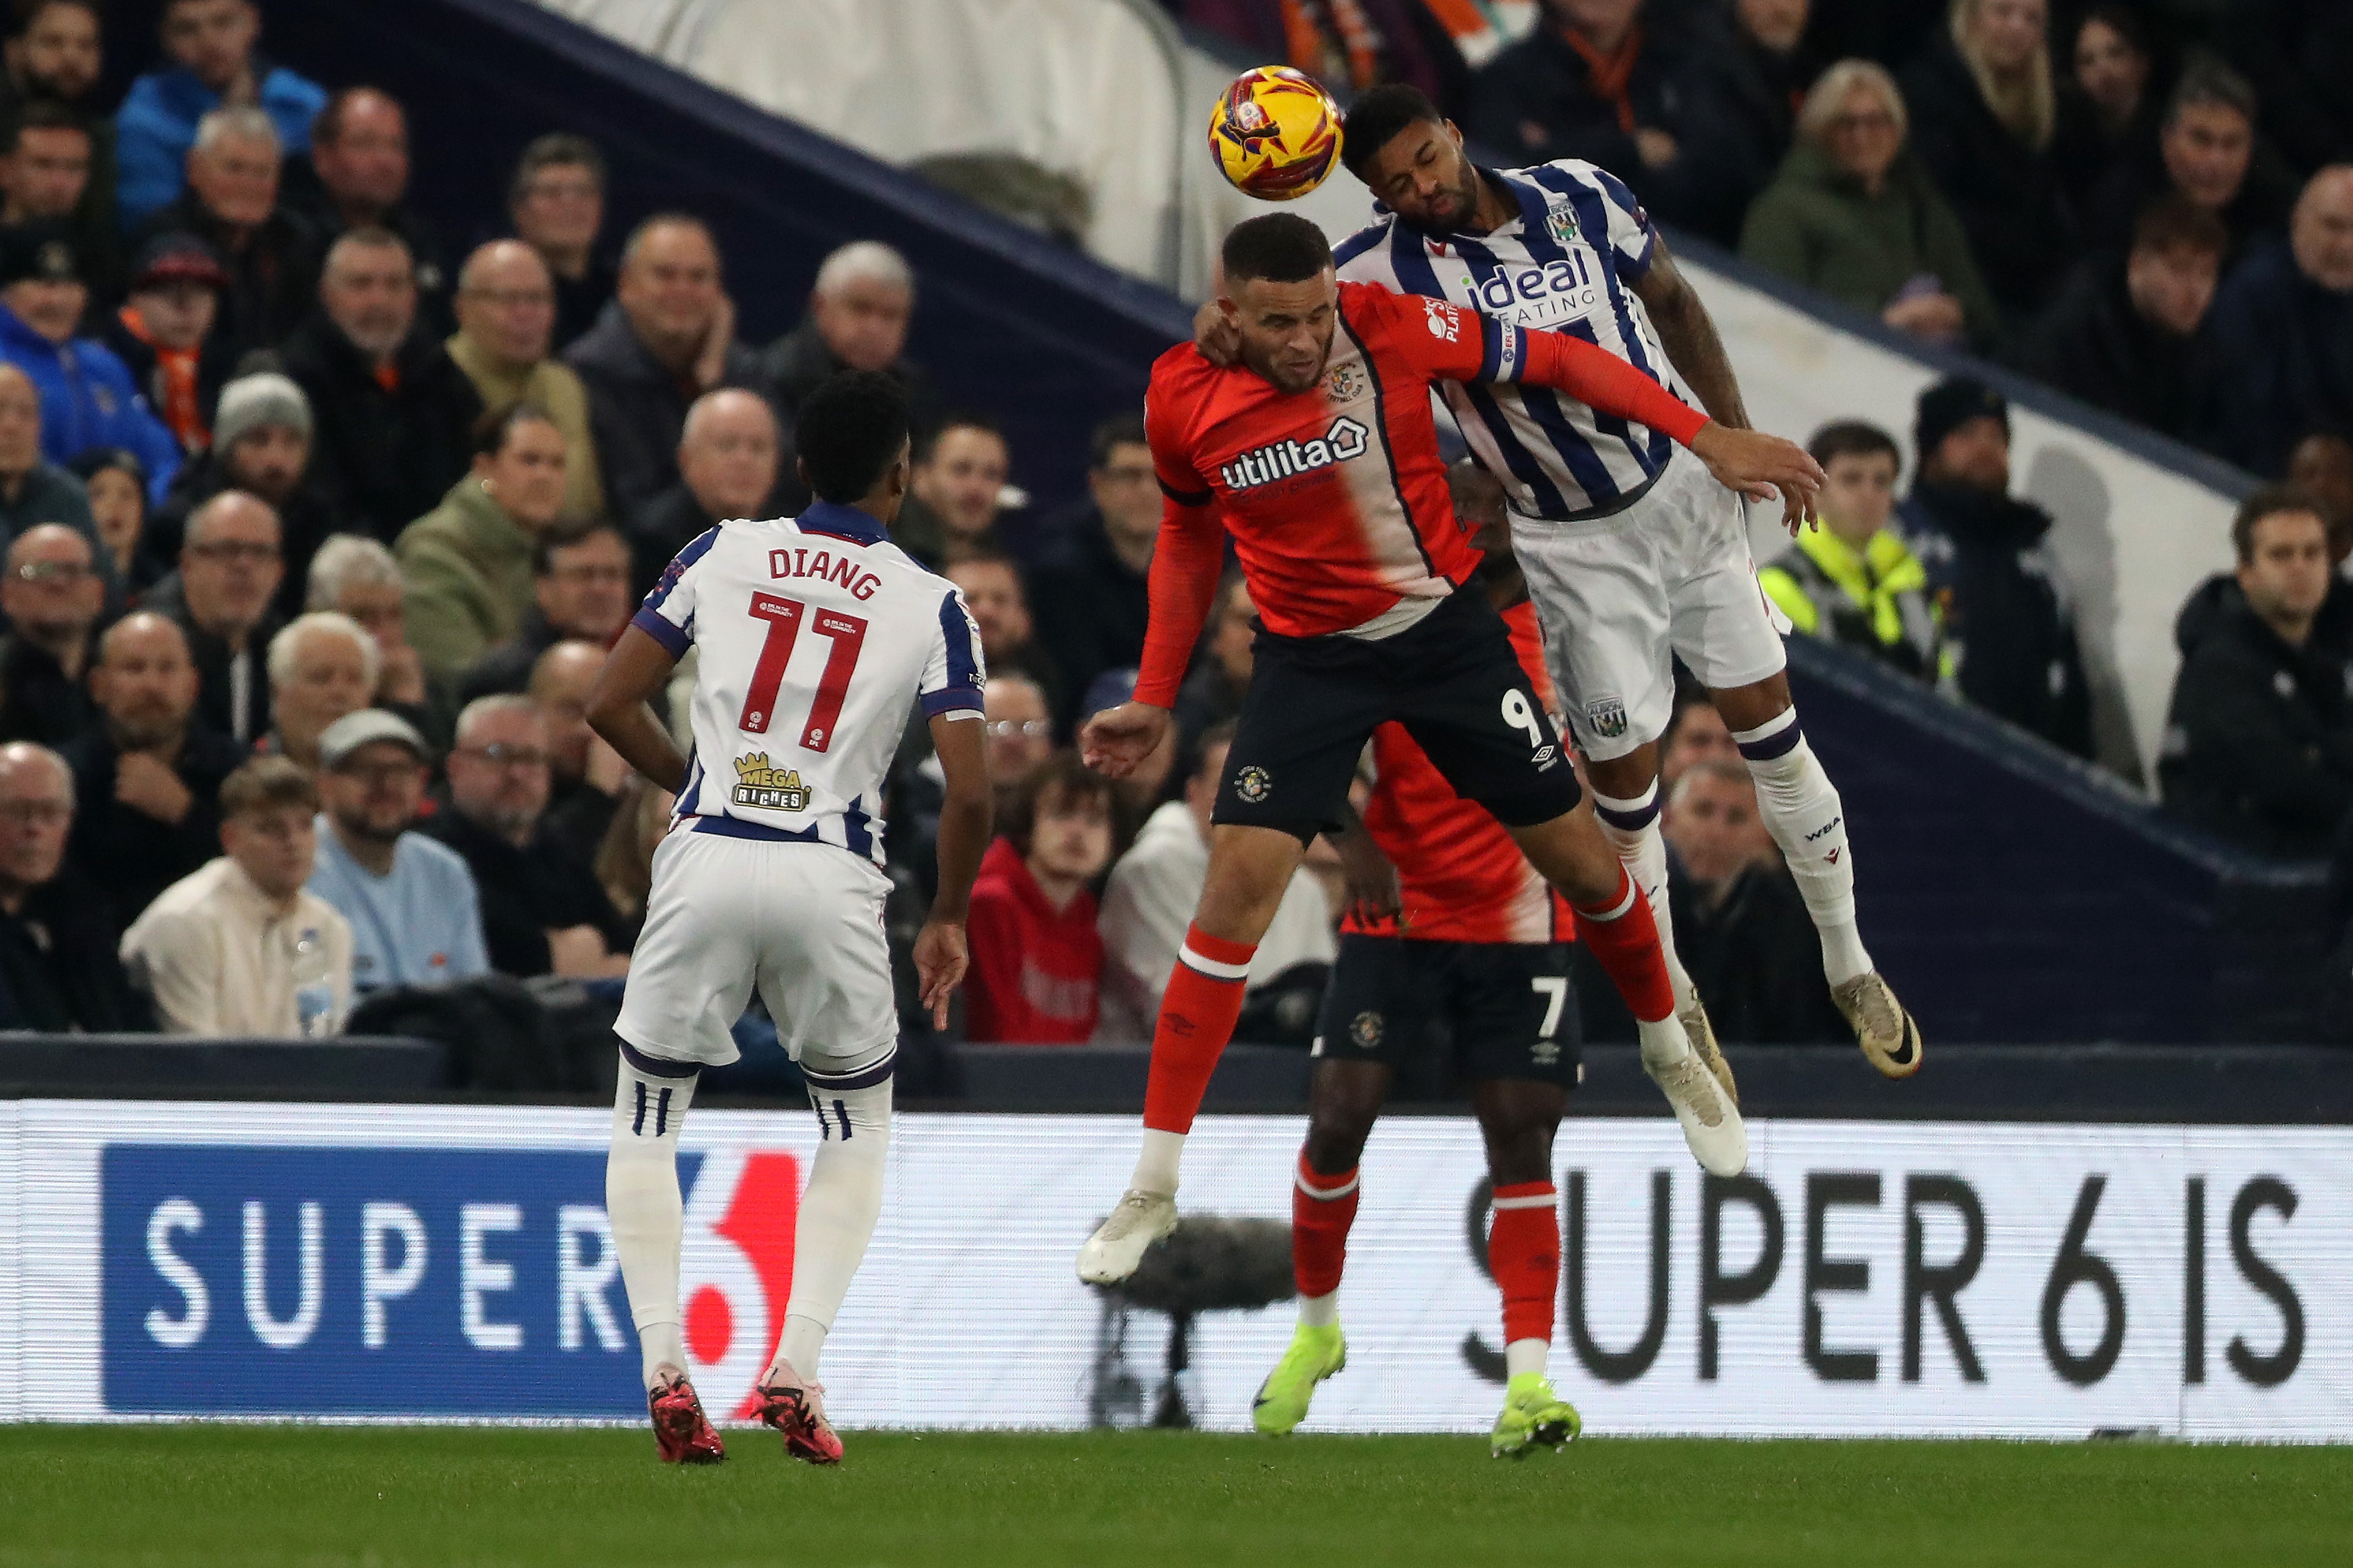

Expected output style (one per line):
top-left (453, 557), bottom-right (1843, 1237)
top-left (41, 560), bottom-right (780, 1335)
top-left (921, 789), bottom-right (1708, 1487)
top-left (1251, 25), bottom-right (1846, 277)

top-left (0, 0), bottom-right (897, 1036)
top-left (1183, 0), bottom-right (2353, 480)
top-left (0, 0), bottom-right (2345, 1055)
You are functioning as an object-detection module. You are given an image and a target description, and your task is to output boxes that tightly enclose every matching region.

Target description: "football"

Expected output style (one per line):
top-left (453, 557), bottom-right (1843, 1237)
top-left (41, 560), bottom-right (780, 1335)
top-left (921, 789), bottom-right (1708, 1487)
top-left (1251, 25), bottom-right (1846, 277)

top-left (1207, 65), bottom-right (1342, 201)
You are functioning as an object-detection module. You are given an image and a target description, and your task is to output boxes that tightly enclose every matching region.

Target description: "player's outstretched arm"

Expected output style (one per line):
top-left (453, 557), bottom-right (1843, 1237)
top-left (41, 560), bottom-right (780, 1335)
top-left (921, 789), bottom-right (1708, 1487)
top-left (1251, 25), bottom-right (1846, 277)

top-left (917, 710), bottom-right (991, 1028)
top-left (1097, 489), bottom-right (1222, 780)
top-left (1508, 327), bottom-right (1824, 532)
top-left (585, 625), bottom-right (688, 793)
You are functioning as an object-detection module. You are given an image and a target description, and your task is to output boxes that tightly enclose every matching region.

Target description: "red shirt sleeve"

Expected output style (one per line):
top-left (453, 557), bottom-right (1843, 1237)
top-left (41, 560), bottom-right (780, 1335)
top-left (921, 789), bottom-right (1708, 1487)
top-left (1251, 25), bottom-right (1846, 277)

top-left (1350, 281), bottom-right (1710, 446)
top-left (1347, 282), bottom-right (1488, 384)
top-left (1134, 366), bottom-right (1226, 709)
top-left (1517, 329), bottom-right (1709, 445)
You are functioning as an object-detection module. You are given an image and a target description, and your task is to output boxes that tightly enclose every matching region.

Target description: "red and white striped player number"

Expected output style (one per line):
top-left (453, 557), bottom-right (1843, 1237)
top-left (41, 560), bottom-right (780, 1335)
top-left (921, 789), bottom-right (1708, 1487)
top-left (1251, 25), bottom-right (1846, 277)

top-left (737, 592), bottom-right (868, 753)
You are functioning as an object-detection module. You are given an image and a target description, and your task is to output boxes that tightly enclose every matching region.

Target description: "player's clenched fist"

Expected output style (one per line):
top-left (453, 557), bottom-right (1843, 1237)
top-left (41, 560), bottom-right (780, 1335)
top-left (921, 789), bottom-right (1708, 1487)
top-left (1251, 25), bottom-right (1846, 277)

top-left (1691, 424), bottom-right (1827, 534)
top-left (1081, 701), bottom-right (1171, 780)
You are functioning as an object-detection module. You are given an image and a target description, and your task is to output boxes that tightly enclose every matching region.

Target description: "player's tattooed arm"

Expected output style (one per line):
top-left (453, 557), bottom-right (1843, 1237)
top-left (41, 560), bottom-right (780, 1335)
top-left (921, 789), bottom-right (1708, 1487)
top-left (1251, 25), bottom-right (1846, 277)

top-left (1628, 239), bottom-right (1751, 433)
top-left (585, 625), bottom-right (689, 794)
top-left (918, 711), bottom-right (992, 1027)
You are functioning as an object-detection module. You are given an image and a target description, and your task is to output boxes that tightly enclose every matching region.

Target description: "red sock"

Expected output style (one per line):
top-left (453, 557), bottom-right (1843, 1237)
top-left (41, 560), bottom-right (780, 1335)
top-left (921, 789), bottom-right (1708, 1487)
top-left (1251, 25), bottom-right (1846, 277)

top-left (1490, 1182), bottom-right (1560, 1348)
top-left (1572, 868), bottom-right (1675, 1023)
top-left (1140, 925), bottom-right (1256, 1134)
top-left (1292, 1155), bottom-right (1360, 1298)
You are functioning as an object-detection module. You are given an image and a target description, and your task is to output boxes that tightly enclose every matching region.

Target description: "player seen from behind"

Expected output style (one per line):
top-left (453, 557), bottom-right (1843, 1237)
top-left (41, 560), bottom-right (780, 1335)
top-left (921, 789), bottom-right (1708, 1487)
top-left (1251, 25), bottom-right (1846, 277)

top-left (1076, 213), bottom-right (1826, 1285)
top-left (1254, 461), bottom-right (1584, 1457)
top-left (1312, 85), bottom-right (1921, 1082)
top-left (584, 370), bottom-right (992, 1466)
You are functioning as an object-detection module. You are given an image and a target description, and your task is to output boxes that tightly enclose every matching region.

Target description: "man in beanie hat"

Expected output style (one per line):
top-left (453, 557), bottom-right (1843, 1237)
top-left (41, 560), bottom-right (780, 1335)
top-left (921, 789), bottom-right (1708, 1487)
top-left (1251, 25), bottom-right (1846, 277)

top-left (151, 369), bottom-right (347, 618)
top-left (103, 231), bottom-right (236, 457)
top-left (0, 220), bottom-right (180, 502)
top-left (1896, 375), bottom-right (2093, 756)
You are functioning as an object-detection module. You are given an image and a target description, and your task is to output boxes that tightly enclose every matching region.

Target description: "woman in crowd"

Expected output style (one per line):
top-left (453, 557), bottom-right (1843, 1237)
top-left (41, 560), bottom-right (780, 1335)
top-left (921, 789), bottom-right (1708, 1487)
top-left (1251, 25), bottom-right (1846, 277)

top-left (1741, 59), bottom-right (2002, 349)
top-left (1900, 0), bottom-right (2074, 321)
top-left (70, 447), bottom-right (158, 597)
top-left (2051, 5), bottom-right (2158, 218)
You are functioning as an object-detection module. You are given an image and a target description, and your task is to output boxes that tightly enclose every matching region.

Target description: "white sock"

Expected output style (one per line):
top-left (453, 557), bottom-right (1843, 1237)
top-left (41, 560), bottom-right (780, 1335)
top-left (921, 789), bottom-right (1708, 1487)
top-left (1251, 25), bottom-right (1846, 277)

top-left (1299, 1292), bottom-right (1339, 1328)
top-left (606, 1048), bottom-right (698, 1389)
top-left (1505, 1338), bottom-right (1549, 1380)
top-left (770, 1060), bottom-right (894, 1383)
top-left (1591, 784), bottom-right (1697, 1008)
top-left (1129, 1128), bottom-right (1186, 1197)
top-left (1732, 713), bottom-right (1873, 986)
top-left (1637, 1013), bottom-right (1692, 1070)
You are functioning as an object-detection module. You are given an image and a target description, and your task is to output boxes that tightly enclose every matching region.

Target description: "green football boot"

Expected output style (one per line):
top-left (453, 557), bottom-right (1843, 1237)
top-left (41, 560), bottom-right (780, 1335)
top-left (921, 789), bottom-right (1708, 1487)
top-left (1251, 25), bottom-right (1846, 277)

top-left (1490, 1372), bottom-right (1581, 1458)
top-left (1251, 1322), bottom-right (1347, 1436)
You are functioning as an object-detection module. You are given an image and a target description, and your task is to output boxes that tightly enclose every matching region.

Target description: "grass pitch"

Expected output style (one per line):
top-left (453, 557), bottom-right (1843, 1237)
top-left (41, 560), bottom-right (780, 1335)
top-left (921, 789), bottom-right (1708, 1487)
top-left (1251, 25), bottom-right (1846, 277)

top-left (1, 1426), bottom-right (2345, 1567)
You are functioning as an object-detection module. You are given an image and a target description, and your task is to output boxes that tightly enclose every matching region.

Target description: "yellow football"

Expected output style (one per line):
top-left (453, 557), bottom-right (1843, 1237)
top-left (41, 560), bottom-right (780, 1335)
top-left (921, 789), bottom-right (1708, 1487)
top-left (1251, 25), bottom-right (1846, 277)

top-left (1208, 65), bottom-right (1343, 202)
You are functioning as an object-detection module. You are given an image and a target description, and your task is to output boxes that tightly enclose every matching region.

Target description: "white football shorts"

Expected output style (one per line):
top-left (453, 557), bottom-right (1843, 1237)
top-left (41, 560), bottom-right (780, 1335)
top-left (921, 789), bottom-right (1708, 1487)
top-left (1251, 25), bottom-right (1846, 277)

top-left (1508, 444), bottom-right (1790, 762)
top-left (615, 825), bottom-right (897, 1074)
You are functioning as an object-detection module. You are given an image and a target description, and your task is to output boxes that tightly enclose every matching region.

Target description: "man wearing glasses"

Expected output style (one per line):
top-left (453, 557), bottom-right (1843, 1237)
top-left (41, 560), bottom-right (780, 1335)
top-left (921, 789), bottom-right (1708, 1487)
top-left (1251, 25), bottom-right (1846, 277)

top-left (447, 238), bottom-right (604, 522)
top-left (457, 519), bottom-right (634, 705)
top-left (0, 739), bottom-right (149, 1029)
top-left (424, 692), bottom-right (630, 978)
top-left (1032, 416), bottom-right (1160, 732)
top-left (143, 489), bottom-right (281, 743)
top-left (0, 522), bottom-right (100, 745)
top-left (307, 707), bottom-right (489, 995)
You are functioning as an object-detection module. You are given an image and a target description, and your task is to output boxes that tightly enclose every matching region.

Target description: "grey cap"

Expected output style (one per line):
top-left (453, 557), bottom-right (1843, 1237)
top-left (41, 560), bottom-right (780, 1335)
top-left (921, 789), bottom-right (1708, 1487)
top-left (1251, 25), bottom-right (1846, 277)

top-left (318, 708), bottom-right (427, 771)
top-left (213, 371), bottom-right (314, 452)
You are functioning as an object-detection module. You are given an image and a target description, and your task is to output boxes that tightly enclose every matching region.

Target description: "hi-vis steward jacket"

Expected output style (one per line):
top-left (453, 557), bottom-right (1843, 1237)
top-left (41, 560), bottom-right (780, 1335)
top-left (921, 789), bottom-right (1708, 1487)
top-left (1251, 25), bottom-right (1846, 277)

top-left (1760, 525), bottom-right (1947, 683)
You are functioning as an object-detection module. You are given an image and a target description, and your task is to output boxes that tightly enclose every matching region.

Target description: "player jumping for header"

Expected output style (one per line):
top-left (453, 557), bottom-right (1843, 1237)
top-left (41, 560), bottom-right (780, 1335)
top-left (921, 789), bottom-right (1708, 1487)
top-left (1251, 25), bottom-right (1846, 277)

top-left (1075, 213), bottom-right (1824, 1284)
top-left (586, 371), bottom-right (992, 1465)
top-left (1297, 85), bottom-right (1923, 1084)
top-left (1254, 461), bottom-right (1588, 1457)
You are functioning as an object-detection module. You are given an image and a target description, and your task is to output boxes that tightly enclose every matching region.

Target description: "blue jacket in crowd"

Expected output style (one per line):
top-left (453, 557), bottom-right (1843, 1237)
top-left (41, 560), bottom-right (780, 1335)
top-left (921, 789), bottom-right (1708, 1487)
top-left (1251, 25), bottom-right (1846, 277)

top-left (114, 61), bottom-right (329, 229)
top-left (0, 304), bottom-right (181, 504)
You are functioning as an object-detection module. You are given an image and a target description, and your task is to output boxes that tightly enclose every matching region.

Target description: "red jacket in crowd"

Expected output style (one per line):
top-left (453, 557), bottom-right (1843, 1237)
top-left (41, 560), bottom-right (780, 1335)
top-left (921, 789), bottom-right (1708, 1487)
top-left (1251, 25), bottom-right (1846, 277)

top-left (963, 838), bottom-right (1103, 1044)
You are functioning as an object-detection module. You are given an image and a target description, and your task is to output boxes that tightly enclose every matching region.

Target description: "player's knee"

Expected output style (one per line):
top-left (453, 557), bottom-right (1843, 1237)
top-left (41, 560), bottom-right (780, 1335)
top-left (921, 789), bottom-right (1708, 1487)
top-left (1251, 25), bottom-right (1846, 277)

top-left (1304, 1086), bottom-right (1380, 1171)
top-left (1509, 814), bottom-right (1621, 907)
top-left (804, 1048), bottom-right (894, 1150)
top-left (1711, 673), bottom-right (1793, 733)
top-left (1475, 1084), bottom-right (1563, 1184)
top-left (1482, 1125), bottom-right (1555, 1187)
top-left (1196, 826), bottom-right (1308, 941)
top-left (613, 1040), bottom-right (699, 1145)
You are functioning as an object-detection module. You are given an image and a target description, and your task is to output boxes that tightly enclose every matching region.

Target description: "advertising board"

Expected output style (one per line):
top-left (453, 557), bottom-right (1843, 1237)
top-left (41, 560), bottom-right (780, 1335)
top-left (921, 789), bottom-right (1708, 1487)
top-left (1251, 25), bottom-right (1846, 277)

top-left (3, 1103), bottom-right (2343, 1438)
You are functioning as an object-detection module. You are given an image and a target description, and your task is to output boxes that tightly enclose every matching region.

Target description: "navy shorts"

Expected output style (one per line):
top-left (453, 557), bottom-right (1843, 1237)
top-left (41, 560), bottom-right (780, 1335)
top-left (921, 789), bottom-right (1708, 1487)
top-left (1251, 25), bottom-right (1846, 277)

top-left (1311, 932), bottom-right (1580, 1089)
top-left (1212, 588), bottom-right (1581, 842)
